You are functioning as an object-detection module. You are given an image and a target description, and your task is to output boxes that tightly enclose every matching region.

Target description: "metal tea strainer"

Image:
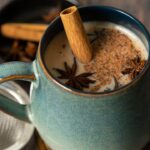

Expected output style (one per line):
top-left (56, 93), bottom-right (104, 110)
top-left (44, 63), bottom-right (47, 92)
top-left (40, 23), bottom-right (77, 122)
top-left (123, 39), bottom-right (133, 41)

top-left (0, 81), bottom-right (34, 150)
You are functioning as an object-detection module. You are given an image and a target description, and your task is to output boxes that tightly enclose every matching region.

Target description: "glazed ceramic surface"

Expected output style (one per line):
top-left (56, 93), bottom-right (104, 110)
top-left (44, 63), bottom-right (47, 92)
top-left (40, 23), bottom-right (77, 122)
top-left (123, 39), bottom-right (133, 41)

top-left (0, 6), bottom-right (150, 150)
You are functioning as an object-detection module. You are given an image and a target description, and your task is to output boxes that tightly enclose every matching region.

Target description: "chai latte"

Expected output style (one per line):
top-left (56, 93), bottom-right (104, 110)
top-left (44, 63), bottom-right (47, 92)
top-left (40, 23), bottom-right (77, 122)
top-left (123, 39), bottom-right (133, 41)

top-left (44, 22), bottom-right (148, 92)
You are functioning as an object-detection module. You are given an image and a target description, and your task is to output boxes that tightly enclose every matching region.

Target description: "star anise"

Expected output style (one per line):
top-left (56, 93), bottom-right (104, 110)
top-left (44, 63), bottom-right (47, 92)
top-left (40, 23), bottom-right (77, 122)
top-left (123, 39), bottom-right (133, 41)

top-left (6, 40), bottom-right (21, 60)
top-left (88, 29), bottom-right (108, 44)
top-left (54, 58), bottom-right (95, 90)
top-left (122, 56), bottom-right (146, 79)
top-left (88, 30), bottom-right (101, 43)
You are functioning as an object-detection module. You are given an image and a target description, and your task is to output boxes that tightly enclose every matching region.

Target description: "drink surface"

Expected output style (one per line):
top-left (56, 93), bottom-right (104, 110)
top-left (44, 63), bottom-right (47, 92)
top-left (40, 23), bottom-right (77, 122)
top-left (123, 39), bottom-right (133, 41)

top-left (44, 22), bottom-right (148, 92)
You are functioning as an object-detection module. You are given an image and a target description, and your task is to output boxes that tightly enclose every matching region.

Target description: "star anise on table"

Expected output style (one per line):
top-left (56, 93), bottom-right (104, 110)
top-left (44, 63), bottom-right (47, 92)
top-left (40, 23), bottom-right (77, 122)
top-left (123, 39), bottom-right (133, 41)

top-left (122, 56), bottom-right (146, 79)
top-left (6, 40), bottom-right (22, 60)
top-left (5, 40), bottom-right (37, 62)
top-left (53, 58), bottom-right (95, 90)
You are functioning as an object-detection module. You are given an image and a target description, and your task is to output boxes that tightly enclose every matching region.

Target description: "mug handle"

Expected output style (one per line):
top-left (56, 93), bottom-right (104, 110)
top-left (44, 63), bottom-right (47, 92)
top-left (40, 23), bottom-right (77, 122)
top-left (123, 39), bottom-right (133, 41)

top-left (0, 61), bottom-right (35, 123)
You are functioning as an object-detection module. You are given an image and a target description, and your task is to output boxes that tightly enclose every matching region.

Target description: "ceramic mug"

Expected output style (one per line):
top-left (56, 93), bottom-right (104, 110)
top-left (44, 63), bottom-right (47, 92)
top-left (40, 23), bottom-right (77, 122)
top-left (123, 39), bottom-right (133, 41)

top-left (0, 6), bottom-right (150, 150)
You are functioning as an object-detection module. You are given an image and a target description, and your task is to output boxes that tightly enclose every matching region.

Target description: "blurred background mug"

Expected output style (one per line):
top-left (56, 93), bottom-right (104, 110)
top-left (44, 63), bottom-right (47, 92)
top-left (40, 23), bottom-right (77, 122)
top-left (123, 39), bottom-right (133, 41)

top-left (0, 5), bottom-right (150, 150)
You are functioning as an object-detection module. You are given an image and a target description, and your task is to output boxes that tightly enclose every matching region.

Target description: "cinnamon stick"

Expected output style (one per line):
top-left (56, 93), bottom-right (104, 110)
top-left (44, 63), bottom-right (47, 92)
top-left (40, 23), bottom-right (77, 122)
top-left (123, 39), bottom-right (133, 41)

top-left (1, 23), bottom-right (47, 42)
top-left (60, 6), bottom-right (93, 64)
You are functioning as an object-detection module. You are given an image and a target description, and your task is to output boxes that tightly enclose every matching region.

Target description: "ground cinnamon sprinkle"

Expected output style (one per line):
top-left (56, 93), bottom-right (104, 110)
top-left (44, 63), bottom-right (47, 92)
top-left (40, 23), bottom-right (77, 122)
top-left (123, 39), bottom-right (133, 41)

top-left (84, 28), bottom-right (146, 91)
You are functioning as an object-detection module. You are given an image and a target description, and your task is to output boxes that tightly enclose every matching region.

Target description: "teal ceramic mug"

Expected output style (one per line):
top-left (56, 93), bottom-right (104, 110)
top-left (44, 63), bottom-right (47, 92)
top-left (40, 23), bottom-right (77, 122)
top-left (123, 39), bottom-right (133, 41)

top-left (0, 6), bottom-right (150, 150)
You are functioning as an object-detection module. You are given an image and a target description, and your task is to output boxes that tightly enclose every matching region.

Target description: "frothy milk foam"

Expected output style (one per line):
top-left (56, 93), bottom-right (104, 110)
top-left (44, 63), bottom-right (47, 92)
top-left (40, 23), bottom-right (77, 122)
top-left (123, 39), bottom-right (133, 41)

top-left (44, 22), bottom-right (148, 92)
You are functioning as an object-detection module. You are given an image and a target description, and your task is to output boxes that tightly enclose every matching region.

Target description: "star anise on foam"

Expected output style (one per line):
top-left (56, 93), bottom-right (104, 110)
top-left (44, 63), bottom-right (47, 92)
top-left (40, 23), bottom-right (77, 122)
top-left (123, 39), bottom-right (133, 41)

top-left (88, 29), bottom-right (108, 44)
top-left (88, 30), bottom-right (101, 43)
top-left (54, 58), bottom-right (95, 90)
top-left (122, 56), bottom-right (146, 79)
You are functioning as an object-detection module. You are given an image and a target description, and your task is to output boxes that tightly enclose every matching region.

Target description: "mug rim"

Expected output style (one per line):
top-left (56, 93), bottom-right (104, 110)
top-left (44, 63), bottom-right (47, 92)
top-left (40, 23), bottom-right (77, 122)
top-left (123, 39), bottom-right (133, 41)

top-left (38, 5), bottom-right (150, 97)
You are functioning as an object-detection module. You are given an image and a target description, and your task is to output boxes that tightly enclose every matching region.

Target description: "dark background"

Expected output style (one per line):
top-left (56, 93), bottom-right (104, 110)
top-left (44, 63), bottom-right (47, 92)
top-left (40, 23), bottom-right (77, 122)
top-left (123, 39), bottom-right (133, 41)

top-left (1, 0), bottom-right (150, 31)
top-left (77, 0), bottom-right (150, 32)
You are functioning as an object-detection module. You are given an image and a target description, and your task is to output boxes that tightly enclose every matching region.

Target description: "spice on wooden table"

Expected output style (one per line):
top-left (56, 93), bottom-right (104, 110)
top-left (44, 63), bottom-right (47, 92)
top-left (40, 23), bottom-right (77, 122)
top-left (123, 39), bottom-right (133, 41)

top-left (25, 42), bottom-right (37, 58)
top-left (6, 40), bottom-right (38, 62)
top-left (8, 40), bottom-right (22, 60)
